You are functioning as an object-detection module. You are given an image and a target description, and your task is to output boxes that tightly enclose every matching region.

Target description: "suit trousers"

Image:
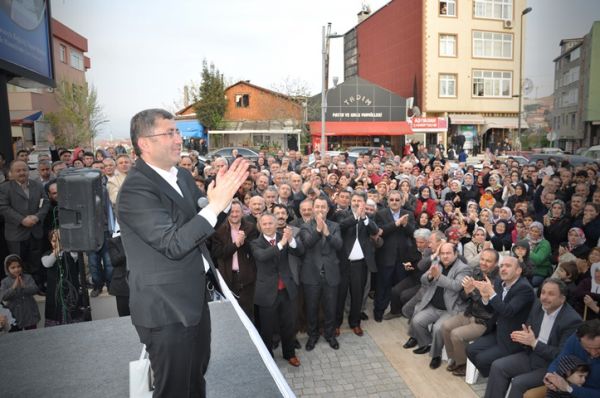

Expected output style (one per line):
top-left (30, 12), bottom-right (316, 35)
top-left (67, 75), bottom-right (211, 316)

top-left (390, 276), bottom-right (419, 315)
top-left (402, 287), bottom-right (425, 319)
top-left (304, 276), bottom-right (338, 340)
top-left (441, 313), bottom-right (487, 366)
top-left (408, 304), bottom-right (453, 357)
top-left (336, 260), bottom-right (367, 328)
top-left (258, 288), bottom-right (297, 360)
top-left (466, 333), bottom-right (514, 378)
top-left (229, 272), bottom-right (255, 322)
top-left (485, 352), bottom-right (547, 398)
top-left (374, 263), bottom-right (408, 317)
top-left (7, 238), bottom-right (43, 289)
top-left (135, 296), bottom-right (211, 398)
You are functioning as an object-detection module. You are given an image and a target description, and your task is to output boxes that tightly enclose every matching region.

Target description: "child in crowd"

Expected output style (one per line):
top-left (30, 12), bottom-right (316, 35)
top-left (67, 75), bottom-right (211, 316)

top-left (545, 355), bottom-right (589, 397)
top-left (556, 261), bottom-right (579, 303)
top-left (0, 254), bottom-right (40, 331)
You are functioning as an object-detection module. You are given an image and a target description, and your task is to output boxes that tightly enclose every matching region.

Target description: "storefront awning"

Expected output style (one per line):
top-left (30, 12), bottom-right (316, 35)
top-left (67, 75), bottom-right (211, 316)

top-left (482, 117), bottom-right (529, 131)
top-left (10, 110), bottom-right (42, 124)
top-left (449, 114), bottom-right (485, 125)
top-left (309, 121), bottom-right (413, 136)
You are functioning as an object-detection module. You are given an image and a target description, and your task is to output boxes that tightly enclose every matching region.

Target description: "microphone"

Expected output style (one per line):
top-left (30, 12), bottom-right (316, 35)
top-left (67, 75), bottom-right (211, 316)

top-left (197, 197), bottom-right (209, 209)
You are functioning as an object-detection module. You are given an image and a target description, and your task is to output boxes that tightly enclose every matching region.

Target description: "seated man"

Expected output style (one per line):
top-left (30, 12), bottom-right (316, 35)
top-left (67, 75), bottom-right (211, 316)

top-left (442, 248), bottom-right (500, 377)
top-left (485, 278), bottom-right (582, 398)
top-left (543, 319), bottom-right (600, 397)
top-left (403, 242), bottom-right (472, 369)
top-left (466, 256), bottom-right (535, 377)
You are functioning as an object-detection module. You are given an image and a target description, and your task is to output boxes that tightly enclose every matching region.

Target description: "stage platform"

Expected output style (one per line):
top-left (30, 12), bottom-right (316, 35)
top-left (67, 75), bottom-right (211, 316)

top-left (0, 301), bottom-right (283, 398)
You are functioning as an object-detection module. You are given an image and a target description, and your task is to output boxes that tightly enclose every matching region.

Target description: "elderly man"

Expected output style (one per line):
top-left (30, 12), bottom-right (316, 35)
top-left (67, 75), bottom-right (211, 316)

top-left (107, 153), bottom-right (132, 205)
top-left (543, 319), bottom-right (600, 396)
top-left (244, 195), bottom-right (265, 225)
top-left (441, 248), bottom-right (501, 376)
top-left (485, 279), bottom-right (582, 398)
top-left (466, 256), bottom-right (535, 377)
top-left (405, 242), bottom-right (472, 369)
top-left (0, 160), bottom-right (50, 291)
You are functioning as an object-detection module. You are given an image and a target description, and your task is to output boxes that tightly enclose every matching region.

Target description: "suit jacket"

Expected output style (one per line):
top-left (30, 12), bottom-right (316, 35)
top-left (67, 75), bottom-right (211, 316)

top-left (117, 158), bottom-right (219, 328)
top-left (0, 179), bottom-right (50, 241)
top-left (337, 210), bottom-right (379, 273)
top-left (523, 300), bottom-right (582, 369)
top-left (250, 232), bottom-right (303, 307)
top-left (280, 225), bottom-right (302, 285)
top-left (486, 276), bottom-right (535, 353)
top-left (211, 219), bottom-right (258, 288)
top-left (374, 207), bottom-right (416, 267)
top-left (414, 258), bottom-right (472, 315)
top-left (299, 219), bottom-right (343, 286)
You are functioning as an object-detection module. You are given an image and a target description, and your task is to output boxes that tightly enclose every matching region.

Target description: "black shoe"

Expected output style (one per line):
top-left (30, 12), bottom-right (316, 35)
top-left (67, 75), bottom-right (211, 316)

top-left (383, 312), bottom-right (402, 320)
top-left (413, 345), bottom-right (431, 355)
top-left (305, 337), bottom-right (319, 351)
top-left (374, 314), bottom-right (383, 323)
top-left (429, 356), bottom-right (442, 369)
top-left (90, 288), bottom-right (101, 298)
top-left (327, 337), bottom-right (339, 350)
top-left (368, 291), bottom-right (375, 299)
top-left (360, 312), bottom-right (369, 321)
top-left (403, 337), bottom-right (418, 349)
top-left (294, 339), bottom-right (301, 350)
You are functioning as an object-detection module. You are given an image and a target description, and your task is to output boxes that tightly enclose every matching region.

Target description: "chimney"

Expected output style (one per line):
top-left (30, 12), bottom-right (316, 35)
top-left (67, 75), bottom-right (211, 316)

top-left (357, 3), bottom-right (371, 24)
top-left (183, 85), bottom-right (190, 107)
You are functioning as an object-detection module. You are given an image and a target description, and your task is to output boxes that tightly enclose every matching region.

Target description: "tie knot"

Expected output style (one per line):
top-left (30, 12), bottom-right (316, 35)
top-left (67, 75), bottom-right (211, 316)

top-left (270, 239), bottom-right (276, 246)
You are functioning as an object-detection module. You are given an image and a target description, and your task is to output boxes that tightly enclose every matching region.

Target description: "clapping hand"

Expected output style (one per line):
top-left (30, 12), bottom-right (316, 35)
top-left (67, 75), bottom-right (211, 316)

top-left (281, 226), bottom-right (293, 246)
top-left (429, 263), bottom-right (441, 279)
top-left (207, 157), bottom-right (249, 214)
top-left (473, 275), bottom-right (494, 300)
top-left (462, 276), bottom-right (475, 294)
top-left (396, 214), bottom-right (409, 227)
top-left (510, 324), bottom-right (537, 348)
top-left (235, 230), bottom-right (246, 247)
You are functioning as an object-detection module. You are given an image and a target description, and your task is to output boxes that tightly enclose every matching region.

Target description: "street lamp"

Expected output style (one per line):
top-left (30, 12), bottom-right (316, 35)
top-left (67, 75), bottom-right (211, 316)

top-left (321, 23), bottom-right (344, 155)
top-left (517, 7), bottom-right (532, 149)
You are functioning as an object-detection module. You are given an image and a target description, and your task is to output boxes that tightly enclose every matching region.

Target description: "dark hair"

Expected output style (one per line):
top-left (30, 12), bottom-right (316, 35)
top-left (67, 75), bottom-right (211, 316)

top-left (130, 108), bottom-right (174, 157)
top-left (576, 319), bottom-right (600, 339)
top-left (16, 149), bottom-right (29, 157)
top-left (559, 261), bottom-right (579, 281)
top-left (541, 278), bottom-right (568, 297)
top-left (481, 248), bottom-right (499, 264)
top-left (272, 203), bottom-right (289, 215)
top-left (83, 151), bottom-right (94, 158)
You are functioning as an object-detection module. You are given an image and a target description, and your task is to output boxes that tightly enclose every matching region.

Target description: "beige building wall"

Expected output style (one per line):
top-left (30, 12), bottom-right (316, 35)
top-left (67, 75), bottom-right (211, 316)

top-left (423, 0), bottom-right (527, 115)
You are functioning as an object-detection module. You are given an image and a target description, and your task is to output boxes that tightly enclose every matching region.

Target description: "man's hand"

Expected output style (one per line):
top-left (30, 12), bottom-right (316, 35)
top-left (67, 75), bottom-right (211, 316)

top-left (357, 202), bottom-right (366, 219)
top-left (235, 230), bottom-right (246, 247)
top-left (473, 275), bottom-right (494, 300)
top-left (21, 216), bottom-right (36, 228)
top-left (281, 226), bottom-right (293, 245)
top-left (396, 214), bottom-right (409, 227)
top-left (206, 157), bottom-right (249, 214)
top-left (315, 214), bottom-right (324, 233)
top-left (462, 276), bottom-right (475, 294)
top-left (511, 324), bottom-right (537, 348)
top-left (403, 262), bottom-right (414, 271)
top-left (544, 372), bottom-right (570, 392)
top-left (429, 263), bottom-right (441, 279)
top-left (321, 219), bottom-right (330, 237)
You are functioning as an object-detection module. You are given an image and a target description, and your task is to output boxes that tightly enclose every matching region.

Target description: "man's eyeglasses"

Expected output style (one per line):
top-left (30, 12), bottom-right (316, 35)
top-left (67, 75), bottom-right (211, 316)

top-left (145, 129), bottom-right (181, 139)
top-left (388, 198), bottom-right (401, 202)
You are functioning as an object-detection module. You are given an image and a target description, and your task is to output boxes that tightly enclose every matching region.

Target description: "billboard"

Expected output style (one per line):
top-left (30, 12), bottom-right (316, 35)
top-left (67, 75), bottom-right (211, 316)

top-left (0, 0), bottom-right (55, 87)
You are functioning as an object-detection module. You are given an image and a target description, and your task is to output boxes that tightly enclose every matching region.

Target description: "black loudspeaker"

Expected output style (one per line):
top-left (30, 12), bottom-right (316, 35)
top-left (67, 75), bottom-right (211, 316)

top-left (58, 168), bottom-right (104, 252)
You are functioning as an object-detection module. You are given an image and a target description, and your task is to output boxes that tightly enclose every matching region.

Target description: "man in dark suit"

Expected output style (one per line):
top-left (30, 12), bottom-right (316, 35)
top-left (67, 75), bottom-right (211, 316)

top-left (485, 278), bottom-right (582, 398)
top-left (117, 109), bottom-right (248, 398)
top-left (211, 199), bottom-right (258, 321)
top-left (373, 189), bottom-right (416, 322)
top-left (0, 160), bottom-right (50, 290)
top-left (467, 256), bottom-right (535, 377)
top-left (250, 213), bottom-right (303, 367)
top-left (335, 192), bottom-right (378, 336)
top-left (299, 197), bottom-right (343, 351)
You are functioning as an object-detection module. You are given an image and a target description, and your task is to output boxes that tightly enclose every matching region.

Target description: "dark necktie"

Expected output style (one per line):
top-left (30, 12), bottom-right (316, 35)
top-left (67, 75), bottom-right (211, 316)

top-left (270, 239), bottom-right (285, 290)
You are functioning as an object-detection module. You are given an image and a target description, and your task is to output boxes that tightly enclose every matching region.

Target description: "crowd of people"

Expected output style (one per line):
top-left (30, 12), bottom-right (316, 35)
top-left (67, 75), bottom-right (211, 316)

top-left (0, 140), bottom-right (599, 397)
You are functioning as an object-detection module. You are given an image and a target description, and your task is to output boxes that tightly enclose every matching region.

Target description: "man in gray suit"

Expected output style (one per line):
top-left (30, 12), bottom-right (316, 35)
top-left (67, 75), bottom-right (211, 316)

top-left (299, 197), bottom-right (343, 351)
top-left (407, 242), bottom-right (472, 369)
top-left (0, 160), bottom-right (50, 290)
top-left (117, 109), bottom-right (248, 398)
top-left (485, 278), bottom-right (582, 398)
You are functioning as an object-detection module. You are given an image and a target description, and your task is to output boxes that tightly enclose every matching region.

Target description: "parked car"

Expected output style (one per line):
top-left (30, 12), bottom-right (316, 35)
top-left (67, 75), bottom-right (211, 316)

top-left (581, 145), bottom-right (600, 160)
top-left (528, 153), bottom-right (597, 167)
top-left (346, 146), bottom-right (395, 159)
top-left (497, 155), bottom-right (530, 166)
top-left (201, 147), bottom-right (259, 162)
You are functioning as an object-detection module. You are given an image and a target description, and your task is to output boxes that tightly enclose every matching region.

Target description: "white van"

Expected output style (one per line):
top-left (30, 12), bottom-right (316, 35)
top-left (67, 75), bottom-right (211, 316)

top-left (582, 145), bottom-right (600, 160)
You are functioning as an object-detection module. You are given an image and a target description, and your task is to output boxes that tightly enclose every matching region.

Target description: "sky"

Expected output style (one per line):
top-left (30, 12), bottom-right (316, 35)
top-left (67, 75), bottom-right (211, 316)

top-left (49, 0), bottom-right (600, 139)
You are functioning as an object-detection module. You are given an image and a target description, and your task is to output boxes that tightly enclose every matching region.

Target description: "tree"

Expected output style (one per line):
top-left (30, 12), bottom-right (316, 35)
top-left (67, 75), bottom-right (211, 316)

top-left (45, 80), bottom-right (107, 148)
top-left (192, 60), bottom-right (227, 130)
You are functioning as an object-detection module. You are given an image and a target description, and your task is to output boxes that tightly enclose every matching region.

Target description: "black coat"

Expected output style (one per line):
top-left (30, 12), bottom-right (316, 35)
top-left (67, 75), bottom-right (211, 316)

top-left (374, 208), bottom-right (416, 267)
top-left (337, 210), bottom-right (379, 273)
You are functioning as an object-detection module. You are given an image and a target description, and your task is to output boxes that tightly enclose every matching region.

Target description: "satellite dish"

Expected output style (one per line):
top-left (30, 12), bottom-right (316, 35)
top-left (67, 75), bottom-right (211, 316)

top-left (408, 106), bottom-right (421, 117)
top-left (523, 78), bottom-right (534, 96)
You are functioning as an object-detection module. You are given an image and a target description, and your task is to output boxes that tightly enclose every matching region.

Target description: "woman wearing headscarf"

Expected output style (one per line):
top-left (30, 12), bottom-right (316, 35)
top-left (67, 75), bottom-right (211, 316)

top-left (489, 220), bottom-right (513, 254)
top-left (460, 173), bottom-right (480, 212)
top-left (486, 173), bottom-right (504, 203)
top-left (463, 226), bottom-right (490, 267)
top-left (572, 262), bottom-right (600, 319)
top-left (543, 199), bottom-right (571, 262)
top-left (432, 176), bottom-right (445, 202)
top-left (559, 227), bottom-right (591, 261)
top-left (441, 179), bottom-right (462, 207)
top-left (505, 182), bottom-right (528, 209)
top-left (498, 206), bottom-right (515, 232)
top-left (398, 179), bottom-right (416, 213)
top-left (527, 221), bottom-right (553, 287)
top-left (415, 185), bottom-right (437, 218)
top-left (573, 202), bottom-right (600, 248)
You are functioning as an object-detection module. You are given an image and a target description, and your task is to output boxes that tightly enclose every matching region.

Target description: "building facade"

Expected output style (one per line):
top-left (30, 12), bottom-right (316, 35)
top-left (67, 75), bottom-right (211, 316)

top-left (344, 0), bottom-right (528, 153)
top-left (8, 19), bottom-right (90, 149)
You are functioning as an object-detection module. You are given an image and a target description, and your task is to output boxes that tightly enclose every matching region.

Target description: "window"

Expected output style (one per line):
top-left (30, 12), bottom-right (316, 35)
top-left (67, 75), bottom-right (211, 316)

top-left (571, 113), bottom-right (576, 129)
top-left (474, 0), bottom-right (512, 20)
top-left (473, 31), bottom-right (513, 59)
top-left (439, 0), bottom-right (456, 16)
top-left (439, 74), bottom-right (457, 97)
top-left (59, 44), bottom-right (66, 63)
top-left (472, 70), bottom-right (512, 98)
top-left (235, 94), bottom-right (250, 108)
top-left (70, 49), bottom-right (84, 71)
top-left (571, 47), bottom-right (581, 61)
top-left (439, 34), bottom-right (457, 57)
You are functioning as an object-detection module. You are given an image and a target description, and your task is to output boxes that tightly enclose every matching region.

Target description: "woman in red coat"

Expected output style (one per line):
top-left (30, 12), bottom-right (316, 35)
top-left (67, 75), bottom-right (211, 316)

top-left (415, 185), bottom-right (437, 218)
